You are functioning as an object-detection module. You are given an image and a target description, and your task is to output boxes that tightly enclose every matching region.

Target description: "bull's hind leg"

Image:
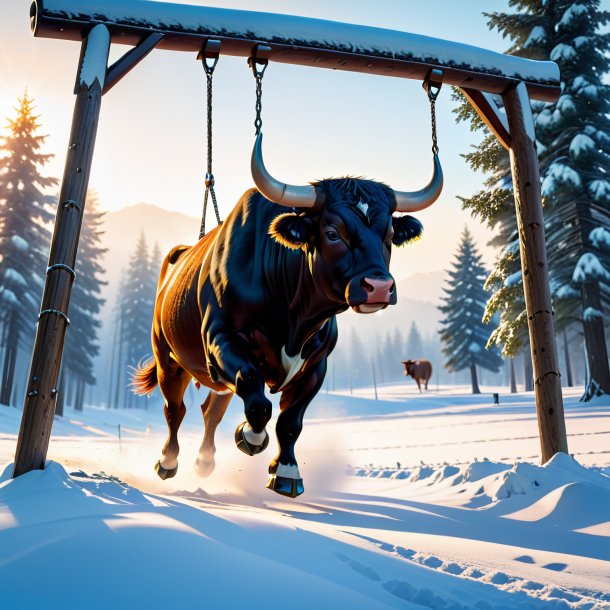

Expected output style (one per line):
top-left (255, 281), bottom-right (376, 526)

top-left (155, 356), bottom-right (191, 480)
top-left (267, 360), bottom-right (326, 498)
top-left (194, 389), bottom-right (233, 477)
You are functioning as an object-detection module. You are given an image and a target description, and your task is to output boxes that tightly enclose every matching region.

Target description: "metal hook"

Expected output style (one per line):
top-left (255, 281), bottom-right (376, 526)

top-left (197, 39), bottom-right (221, 75)
top-left (248, 44), bottom-right (272, 78)
top-left (422, 68), bottom-right (444, 101)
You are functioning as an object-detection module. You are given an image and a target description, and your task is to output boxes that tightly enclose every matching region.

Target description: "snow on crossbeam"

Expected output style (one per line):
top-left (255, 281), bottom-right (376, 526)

top-left (30, 0), bottom-right (560, 102)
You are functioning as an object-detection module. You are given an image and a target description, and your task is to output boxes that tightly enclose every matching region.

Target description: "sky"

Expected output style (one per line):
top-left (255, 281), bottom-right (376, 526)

top-left (0, 0), bottom-right (548, 277)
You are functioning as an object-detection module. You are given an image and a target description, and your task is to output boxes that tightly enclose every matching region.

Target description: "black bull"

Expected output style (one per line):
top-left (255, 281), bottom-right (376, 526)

top-left (132, 179), bottom-right (424, 497)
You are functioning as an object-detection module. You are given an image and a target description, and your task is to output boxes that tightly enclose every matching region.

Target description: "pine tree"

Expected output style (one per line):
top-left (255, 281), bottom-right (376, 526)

top-left (405, 322), bottom-right (424, 359)
top-left (62, 190), bottom-right (107, 411)
top-left (348, 328), bottom-right (368, 389)
top-left (0, 92), bottom-right (56, 406)
top-left (456, 0), bottom-right (610, 400)
top-left (119, 232), bottom-right (158, 407)
top-left (439, 228), bottom-right (503, 393)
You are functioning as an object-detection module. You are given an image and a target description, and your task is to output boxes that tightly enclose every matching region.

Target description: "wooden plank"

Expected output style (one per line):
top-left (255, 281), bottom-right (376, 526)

top-left (502, 82), bottom-right (568, 463)
top-left (103, 32), bottom-right (165, 95)
top-left (13, 25), bottom-right (110, 478)
top-left (462, 88), bottom-right (511, 150)
top-left (30, 0), bottom-right (561, 102)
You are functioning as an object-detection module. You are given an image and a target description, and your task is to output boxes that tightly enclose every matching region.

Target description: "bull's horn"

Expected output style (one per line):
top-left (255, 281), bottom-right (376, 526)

top-left (394, 154), bottom-right (443, 213)
top-left (251, 133), bottom-right (320, 209)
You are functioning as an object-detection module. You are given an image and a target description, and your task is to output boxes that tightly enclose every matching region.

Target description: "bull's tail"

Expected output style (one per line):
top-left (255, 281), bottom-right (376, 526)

top-left (130, 359), bottom-right (158, 395)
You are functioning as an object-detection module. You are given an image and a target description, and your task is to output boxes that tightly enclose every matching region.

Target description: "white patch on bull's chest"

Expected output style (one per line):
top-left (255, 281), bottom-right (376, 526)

top-left (278, 321), bottom-right (327, 390)
top-left (279, 346), bottom-right (306, 390)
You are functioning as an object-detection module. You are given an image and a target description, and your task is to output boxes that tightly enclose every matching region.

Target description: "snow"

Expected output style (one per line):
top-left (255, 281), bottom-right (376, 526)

top-left (550, 44), bottom-right (577, 62)
top-left (558, 4), bottom-right (588, 27)
top-left (573, 36), bottom-right (591, 48)
top-left (2, 269), bottom-right (27, 287)
top-left (569, 133), bottom-right (595, 158)
top-left (542, 163), bottom-right (582, 195)
top-left (590, 227), bottom-right (610, 249)
top-left (1, 385), bottom-right (609, 609)
top-left (504, 270), bottom-right (522, 288)
top-left (37, 0), bottom-right (561, 91)
top-left (556, 94), bottom-right (576, 114)
top-left (10, 235), bottom-right (28, 251)
top-left (78, 24), bottom-right (110, 89)
top-left (0, 289), bottom-right (18, 306)
top-left (536, 107), bottom-right (562, 130)
top-left (555, 284), bottom-right (579, 299)
top-left (572, 252), bottom-right (610, 283)
top-left (583, 307), bottom-right (603, 322)
top-left (588, 180), bottom-right (610, 201)
top-left (524, 26), bottom-right (546, 47)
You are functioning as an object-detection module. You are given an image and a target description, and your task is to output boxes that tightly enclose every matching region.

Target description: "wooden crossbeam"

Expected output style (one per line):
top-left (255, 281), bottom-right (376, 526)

top-left (30, 0), bottom-right (560, 102)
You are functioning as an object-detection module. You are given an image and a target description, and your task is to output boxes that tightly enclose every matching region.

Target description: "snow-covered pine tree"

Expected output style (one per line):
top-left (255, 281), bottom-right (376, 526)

top-left (457, 0), bottom-right (610, 400)
top-left (121, 231), bottom-right (157, 407)
top-left (439, 227), bottom-right (503, 394)
top-left (62, 190), bottom-right (107, 411)
top-left (0, 92), bottom-right (56, 406)
top-left (529, 1), bottom-right (610, 399)
top-left (405, 322), bottom-right (424, 360)
top-left (349, 327), bottom-right (368, 390)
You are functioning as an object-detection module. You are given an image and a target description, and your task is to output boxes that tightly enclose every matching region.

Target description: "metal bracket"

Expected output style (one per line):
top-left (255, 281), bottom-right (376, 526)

top-left (103, 32), bottom-right (165, 95)
top-left (197, 39), bottom-right (221, 74)
top-left (38, 309), bottom-right (70, 326)
top-left (62, 199), bottom-right (81, 211)
top-left (47, 263), bottom-right (76, 279)
top-left (423, 68), bottom-right (443, 101)
top-left (248, 44), bottom-right (272, 78)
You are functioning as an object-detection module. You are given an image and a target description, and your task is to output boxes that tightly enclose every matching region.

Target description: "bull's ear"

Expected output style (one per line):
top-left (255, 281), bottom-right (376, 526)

top-left (392, 215), bottom-right (423, 247)
top-left (269, 213), bottom-right (312, 250)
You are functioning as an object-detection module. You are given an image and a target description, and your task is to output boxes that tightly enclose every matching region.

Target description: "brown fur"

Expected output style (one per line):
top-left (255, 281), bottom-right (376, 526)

top-left (131, 359), bottom-right (158, 395)
top-left (401, 359), bottom-right (433, 392)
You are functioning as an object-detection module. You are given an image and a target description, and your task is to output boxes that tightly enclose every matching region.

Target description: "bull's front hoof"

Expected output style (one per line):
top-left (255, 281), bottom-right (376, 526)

top-left (266, 475), bottom-right (304, 498)
top-left (235, 422), bottom-right (269, 456)
top-left (155, 460), bottom-right (178, 480)
top-left (194, 457), bottom-right (215, 478)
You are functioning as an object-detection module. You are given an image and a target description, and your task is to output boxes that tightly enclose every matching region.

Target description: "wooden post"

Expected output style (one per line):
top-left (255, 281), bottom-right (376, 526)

top-left (371, 359), bottom-right (378, 401)
top-left (13, 24), bottom-right (111, 478)
top-left (503, 81), bottom-right (568, 463)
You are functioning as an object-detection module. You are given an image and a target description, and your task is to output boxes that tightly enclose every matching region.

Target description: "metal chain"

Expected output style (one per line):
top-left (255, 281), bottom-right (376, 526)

top-left (249, 54), bottom-right (267, 136)
top-left (430, 97), bottom-right (439, 156)
top-left (199, 52), bottom-right (221, 239)
top-left (254, 71), bottom-right (264, 135)
top-left (423, 69), bottom-right (443, 157)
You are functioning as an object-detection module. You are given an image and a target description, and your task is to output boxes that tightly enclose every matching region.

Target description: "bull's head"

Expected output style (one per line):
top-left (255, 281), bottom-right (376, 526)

top-left (252, 133), bottom-right (442, 314)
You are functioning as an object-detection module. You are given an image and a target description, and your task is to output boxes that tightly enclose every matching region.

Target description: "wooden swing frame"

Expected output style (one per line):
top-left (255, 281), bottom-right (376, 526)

top-left (13, 0), bottom-right (568, 477)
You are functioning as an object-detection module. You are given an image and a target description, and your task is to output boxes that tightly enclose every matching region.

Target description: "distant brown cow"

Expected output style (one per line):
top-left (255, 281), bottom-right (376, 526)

top-left (401, 359), bottom-right (432, 392)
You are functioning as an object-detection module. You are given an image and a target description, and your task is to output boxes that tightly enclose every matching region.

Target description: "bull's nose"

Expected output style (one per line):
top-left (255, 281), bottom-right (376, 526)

top-left (361, 277), bottom-right (395, 302)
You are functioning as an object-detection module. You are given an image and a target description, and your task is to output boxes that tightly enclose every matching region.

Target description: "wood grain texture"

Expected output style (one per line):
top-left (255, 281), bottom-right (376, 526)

top-left (503, 82), bottom-right (568, 463)
top-left (13, 68), bottom-right (106, 478)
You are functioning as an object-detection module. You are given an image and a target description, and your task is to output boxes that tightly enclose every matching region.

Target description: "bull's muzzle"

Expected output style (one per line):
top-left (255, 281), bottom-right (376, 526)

top-left (347, 276), bottom-right (396, 314)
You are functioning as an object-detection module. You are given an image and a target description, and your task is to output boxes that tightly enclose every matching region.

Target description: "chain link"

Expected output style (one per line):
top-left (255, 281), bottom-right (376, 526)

top-left (430, 97), bottom-right (439, 156)
top-left (199, 52), bottom-right (222, 239)
top-left (254, 72), bottom-right (264, 135)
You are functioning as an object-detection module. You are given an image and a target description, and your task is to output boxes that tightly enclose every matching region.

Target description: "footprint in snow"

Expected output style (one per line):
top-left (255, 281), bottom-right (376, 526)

top-left (514, 555), bottom-right (535, 564)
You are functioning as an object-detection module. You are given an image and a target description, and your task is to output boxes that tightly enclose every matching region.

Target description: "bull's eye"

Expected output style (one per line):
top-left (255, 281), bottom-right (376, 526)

top-left (325, 230), bottom-right (340, 242)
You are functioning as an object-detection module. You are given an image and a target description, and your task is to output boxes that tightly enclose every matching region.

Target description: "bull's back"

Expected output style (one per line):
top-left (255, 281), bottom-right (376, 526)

top-left (415, 360), bottom-right (433, 380)
top-left (156, 229), bottom-right (219, 384)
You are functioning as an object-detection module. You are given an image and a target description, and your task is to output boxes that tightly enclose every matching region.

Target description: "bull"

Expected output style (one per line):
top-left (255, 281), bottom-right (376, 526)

top-left (402, 359), bottom-right (433, 392)
top-left (132, 133), bottom-right (442, 497)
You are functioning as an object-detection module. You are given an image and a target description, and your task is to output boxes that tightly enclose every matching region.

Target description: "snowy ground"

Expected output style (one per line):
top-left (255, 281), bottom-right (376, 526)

top-left (1, 384), bottom-right (609, 610)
